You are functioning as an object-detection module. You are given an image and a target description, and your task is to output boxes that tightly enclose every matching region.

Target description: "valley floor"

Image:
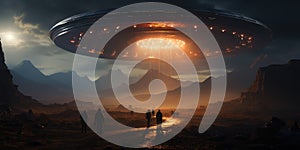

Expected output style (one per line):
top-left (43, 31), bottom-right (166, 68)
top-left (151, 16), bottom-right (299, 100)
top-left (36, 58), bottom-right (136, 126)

top-left (1, 109), bottom-right (300, 150)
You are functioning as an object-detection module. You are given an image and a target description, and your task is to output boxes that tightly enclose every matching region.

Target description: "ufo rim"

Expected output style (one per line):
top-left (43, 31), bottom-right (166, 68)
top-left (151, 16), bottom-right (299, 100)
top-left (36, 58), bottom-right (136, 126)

top-left (49, 7), bottom-right (272, 58)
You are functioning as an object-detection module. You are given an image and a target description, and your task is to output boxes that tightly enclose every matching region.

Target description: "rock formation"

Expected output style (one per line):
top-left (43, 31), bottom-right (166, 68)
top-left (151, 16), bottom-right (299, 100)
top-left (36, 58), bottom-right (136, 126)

top-left (0, 39), bottom-right (20, 104)
top-left (0, 39), bottom-right (40, 108)
top-left (240, 60), bottom-right (300, 111)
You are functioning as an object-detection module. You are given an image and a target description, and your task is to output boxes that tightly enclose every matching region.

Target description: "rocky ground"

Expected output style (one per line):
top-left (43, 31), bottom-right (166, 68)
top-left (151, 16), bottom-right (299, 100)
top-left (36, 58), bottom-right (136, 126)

top-left (1, 108), bottom-right (300, 150)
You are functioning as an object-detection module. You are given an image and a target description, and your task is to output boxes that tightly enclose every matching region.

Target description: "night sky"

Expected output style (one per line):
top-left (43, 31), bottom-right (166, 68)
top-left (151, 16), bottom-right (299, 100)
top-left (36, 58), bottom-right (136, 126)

top-left (0, 0), bottom-right (299, 95)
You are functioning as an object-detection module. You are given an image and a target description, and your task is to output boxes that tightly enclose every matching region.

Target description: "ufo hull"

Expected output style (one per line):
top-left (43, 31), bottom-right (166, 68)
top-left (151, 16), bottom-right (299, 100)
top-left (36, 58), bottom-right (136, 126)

top-left (49, 8), bottom-right (272, 58)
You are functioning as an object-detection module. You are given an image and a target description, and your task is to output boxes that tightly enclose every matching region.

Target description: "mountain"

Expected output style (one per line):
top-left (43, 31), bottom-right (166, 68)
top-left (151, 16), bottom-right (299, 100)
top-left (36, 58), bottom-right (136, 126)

top-left (0, 40), bottom-right (41, 109)
top-left (225, 68), bottom-right (256, 101)
top-left (95, 69), bottom-right (128, 90)
top-left (11, 60), bottom-right (131, 104)
top-left (13, 60), bottom-right (49, 84)
top-left (97, 69), bottom-right (181, 101)
top-left (131, 76), bottom-right (212, 109)
top-left (96, 69), bottom-right (182, 107)
top-left (48, 71), bottom-right (73, 87)
top-left (10, 59), bottom-right (219, 108)
top-left (49, 71), bottom-right (92, 88)
top-left (11, 61), bottom-right (75, 104)
top-left (221, 60), bottom-right (300, 117)
top-left (241, 60), bottom-right (300, 110)
top-left (129, 69), bottom-right (180, 95)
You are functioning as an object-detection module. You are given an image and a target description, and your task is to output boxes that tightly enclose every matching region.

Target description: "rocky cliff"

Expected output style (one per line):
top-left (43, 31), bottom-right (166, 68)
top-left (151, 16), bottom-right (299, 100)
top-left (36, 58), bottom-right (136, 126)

top-left (0, 40), bottom-right (40, 108)
top-left (240, 59), bottom-right (300, 111)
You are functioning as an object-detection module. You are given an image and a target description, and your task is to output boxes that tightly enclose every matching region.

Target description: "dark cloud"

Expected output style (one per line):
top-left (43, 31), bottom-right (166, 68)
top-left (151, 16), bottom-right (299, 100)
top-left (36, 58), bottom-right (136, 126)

top-left (1, 0), bottom-right (299, 39)
top-left (212, 0), bottom-right (300, 38)
top-left (0, 0), bottom-right (299, 84)
top-left (1, 0), bottom-right (200, 30)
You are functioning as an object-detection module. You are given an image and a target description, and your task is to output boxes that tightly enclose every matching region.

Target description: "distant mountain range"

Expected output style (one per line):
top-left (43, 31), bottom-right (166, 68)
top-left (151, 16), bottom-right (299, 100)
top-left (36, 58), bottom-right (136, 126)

top-left (11, 60), bottom-right (75, 104)
top-left (11, 60), bottom-right (191, 104)
top-left (11, 59), bottom-right (216, 106)
top-left (11, 59), bottom-right (246, 106)
top-left (3, 39), bottom-right (300, 116)
top-left (11, 60), bottom-right (127, 104)
top-left (129, 77), bottom-right (212, 108)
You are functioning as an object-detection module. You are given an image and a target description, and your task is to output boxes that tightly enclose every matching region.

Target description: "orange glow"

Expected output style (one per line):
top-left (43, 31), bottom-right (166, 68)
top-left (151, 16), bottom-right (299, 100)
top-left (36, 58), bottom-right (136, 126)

top-left (70, 40), bottom-right (75, 44)
top-left (226, 48), bottom-right (232, 53)
top-left (88, 49), bottom-right (96, 53)
top-left (147, 22), bottom-right (180, 28)
top-left (148, 56), bottom-right (156, 59)
top-left (98, 50), bottom-right (104, 55)
top-left (136, 38), bottom-right (185, 50)
top-left (235, 45), bottom-right (241, 49)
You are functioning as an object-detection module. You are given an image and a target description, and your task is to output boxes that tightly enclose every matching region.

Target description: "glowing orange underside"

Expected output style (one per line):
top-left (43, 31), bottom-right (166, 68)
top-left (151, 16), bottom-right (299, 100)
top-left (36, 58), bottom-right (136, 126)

top-left (136, 38), bottom-right (185, 50)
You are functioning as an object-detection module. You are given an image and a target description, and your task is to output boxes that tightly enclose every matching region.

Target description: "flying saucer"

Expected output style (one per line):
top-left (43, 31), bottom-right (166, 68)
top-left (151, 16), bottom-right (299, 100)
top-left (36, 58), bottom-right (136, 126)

top-left (49, 8), bottom-right (272, 59)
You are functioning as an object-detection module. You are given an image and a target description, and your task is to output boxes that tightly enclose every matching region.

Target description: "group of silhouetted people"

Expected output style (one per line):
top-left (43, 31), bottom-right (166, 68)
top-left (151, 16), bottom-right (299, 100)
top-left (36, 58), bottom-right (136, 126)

top-left (79, 108), bottom-right (164, 133)
top-left (79, 108), bottom-right (163, 132)
top-left (146, 109), bottom-right (163, 128)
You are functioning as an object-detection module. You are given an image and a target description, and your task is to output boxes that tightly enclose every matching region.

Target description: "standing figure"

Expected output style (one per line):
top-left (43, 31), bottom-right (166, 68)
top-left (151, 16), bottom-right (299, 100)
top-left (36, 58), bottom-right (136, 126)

top-left (145, 110), bottom-right (151, 128)
top-left (156, 109), bottom-right (163, 125)
top-left (151, 109), bottom-right (155, 116)
top-left (27, 109), bottom-right (34, 121)
top-left (95, 109), bottom-right (104, 134)
top-left (130, 110), bottom-right (134, 116)
top-left (80, 110), bottom-right (88, 133)
top-left (291, 121), bottom-right (299, 132)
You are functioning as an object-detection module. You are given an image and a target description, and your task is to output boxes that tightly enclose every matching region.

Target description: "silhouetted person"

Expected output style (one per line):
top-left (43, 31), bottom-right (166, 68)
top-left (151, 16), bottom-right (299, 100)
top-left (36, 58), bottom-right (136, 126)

top-left (152, 110), bottom-right (155, 116)
top-left (291, 121), bottom-right (299, 132)
top-left (27, 109), bottom-right (34, 121)
top-left (258, 117), bottom-right (286, 137)
top-left (7, 106), bottom-right (12, 116)
top-left (95, 109), bottom-right (104, 134)
top-left (145, 110), bottom-right (151, 128)
top-left (0, 104), bottom-right (12, 116)
top-left (171, 110), bottom-right (178, 118)
top-left (156, 109), bottom-right (163, 125)
top-left (265, 117), bottom-right (285, 132)
top-left (81, 110), bottom-right (88, 133)
top-left (95, 108), bottom-right (104, 133)
top-left (130, 110), bottom-right (134, 116)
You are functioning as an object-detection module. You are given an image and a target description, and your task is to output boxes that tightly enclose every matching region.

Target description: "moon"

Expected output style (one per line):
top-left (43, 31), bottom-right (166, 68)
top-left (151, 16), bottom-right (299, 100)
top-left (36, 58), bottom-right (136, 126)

top-left (0, 32), bottom-right (22, 46)
top-left (5, 33), bottom-right (15, 41)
